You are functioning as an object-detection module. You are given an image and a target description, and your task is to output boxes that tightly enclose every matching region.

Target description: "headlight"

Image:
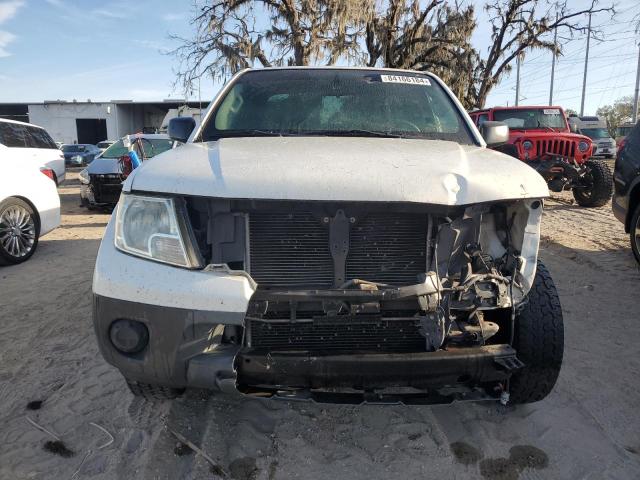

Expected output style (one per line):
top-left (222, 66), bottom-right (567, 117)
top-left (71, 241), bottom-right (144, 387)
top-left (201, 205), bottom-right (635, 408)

top-left (78, 168), bottom-right (90, 184)
top-left (578, 141), bottom-right (589, 152)
top-left (114, 194), bottom-right (203, 268)
top-left (73, 154), bottom-right (83, 162)
top-left (522, 140), bottom-right (533, 151)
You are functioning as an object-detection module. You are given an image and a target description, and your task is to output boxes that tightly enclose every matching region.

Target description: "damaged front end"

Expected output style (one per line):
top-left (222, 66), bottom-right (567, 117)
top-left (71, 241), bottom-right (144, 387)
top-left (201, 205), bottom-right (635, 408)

top-left (182, 197), bottom-right (543, 404)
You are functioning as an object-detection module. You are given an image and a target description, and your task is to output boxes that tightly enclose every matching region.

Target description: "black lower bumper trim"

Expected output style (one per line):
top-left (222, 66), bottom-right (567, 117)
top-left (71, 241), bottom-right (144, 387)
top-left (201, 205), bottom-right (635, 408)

top-left (237, 344), bottom-right (517, 391)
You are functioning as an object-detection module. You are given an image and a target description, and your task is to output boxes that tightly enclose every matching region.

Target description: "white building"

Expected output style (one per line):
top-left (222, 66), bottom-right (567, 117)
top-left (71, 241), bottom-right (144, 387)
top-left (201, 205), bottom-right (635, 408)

top-left (0, 100), bottom-right (205, 144)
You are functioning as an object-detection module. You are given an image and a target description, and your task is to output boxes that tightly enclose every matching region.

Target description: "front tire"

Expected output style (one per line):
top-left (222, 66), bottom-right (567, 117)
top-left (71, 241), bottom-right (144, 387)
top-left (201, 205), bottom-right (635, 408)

top-left (572, 159), bottom-right (613, 207)
top-left (0, 197), bottom-right (40, 266)
top-left (126, 379), bottom-right (184, 401)
top-left (629, 203), bottom-right (640, 265)
top-left (509, 261), bottom-right (564, 404)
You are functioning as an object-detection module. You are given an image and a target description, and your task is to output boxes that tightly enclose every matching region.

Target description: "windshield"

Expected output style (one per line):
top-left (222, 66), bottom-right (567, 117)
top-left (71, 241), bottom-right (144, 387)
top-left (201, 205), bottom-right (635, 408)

top-left (100, 139), bottom-right (129, 158)
top-left (581, 128), bottom-right (610, 139)
top-left (493, 108), bottom-right (567, 130)
top-left (100, 138), bottom-right (173, 159)
top-left (62, 144), bottom-right (86, 152)
top-left (200, 69), bottom-right (474, 144)
top-left (135, 138), bottom-right (173, 159)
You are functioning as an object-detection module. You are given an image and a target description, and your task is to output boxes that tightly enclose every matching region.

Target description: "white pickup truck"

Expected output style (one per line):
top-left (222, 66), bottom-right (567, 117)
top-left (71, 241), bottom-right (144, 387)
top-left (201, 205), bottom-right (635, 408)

top-left (92, 67), bottom-right (563, 406)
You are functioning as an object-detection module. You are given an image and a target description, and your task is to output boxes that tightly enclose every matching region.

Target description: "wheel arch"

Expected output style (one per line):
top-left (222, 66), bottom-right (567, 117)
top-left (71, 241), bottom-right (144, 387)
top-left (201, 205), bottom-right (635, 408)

top-left (5, 195), bottom-right (42, 234)
top-left (625, 182), bottom-right (640, 232)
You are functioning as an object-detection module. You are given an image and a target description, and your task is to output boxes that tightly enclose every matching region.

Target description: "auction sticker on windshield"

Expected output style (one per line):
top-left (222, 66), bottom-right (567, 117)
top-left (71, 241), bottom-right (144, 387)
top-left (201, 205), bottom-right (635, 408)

top-left (380, 74), bottom-right (431, 86)
top-left (543, 109), bottom-right (561, 115)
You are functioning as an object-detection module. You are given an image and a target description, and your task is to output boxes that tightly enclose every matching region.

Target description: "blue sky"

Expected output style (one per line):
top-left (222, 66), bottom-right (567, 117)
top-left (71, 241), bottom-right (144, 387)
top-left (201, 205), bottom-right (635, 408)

top-left (0, 0), bottom-right (639, 115)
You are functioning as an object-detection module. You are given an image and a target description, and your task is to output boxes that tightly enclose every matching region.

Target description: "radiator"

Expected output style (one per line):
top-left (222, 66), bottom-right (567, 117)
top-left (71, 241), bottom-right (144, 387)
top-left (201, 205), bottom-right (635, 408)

top-left (248, 210), bottom-right (427, 288)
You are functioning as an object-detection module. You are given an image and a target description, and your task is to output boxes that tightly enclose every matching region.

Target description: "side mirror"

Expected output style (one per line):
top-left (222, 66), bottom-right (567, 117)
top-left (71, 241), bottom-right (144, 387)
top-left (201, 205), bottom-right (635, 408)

top-left (480, 121), bottom-right (509, 147)
top-left (569, 123), bottom-right (579, 133)
top-left (168, 117), bottom-right (196, 143)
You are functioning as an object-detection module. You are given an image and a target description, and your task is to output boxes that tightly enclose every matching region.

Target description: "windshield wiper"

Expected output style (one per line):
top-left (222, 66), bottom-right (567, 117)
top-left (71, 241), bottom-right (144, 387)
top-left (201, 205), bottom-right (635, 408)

top-left (211, 129), bottom-right (291, 140)
top-left (305, 129), bottom-right (403, 138)
top-left (210, 128), bottom-right (403, 140)
top-left (537, 121), bottom-right (557, 132)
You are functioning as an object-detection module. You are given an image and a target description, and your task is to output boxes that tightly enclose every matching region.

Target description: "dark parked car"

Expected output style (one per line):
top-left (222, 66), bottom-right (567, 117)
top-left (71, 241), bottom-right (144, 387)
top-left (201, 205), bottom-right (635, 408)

top-left (612, 121), bottom-right (640, 263)
top-left (61, 143), bottom-right (101, 166)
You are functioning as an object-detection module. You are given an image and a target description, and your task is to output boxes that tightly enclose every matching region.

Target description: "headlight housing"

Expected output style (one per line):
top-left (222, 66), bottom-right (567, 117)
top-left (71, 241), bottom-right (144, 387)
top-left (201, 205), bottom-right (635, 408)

top-left (78, 168), bottom-right (90, 184)
top-left (522, 140), bottom-right (533, 151)
top-left (578, 140), bottom-right (589, 152)
top-left (114, 194), bottom-right (203, 268)
top-left (73, 154), bottom-right (83, 162)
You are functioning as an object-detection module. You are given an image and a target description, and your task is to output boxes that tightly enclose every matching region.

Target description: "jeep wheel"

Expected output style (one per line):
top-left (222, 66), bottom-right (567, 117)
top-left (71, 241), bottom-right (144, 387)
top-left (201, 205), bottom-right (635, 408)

top-left (572, 159), bottom-right (613, 207)
top-left (126, 379), bottom-right (185, 400)
top-left (0, 197), bottom-right (40, 266)
top-left (629, 203), bottom-right (640, 265)
top-left (509, 261), bottom-right (564, 404)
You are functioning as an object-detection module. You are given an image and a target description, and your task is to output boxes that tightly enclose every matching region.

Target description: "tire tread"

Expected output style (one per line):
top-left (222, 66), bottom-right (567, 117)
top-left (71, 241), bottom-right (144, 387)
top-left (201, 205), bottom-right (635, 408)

top-left (126, 380), bottom-right (184, 400)
top-left (573, 159), bottom-right (613, 208)
top-left (509, 261), bottom-right (564, 404)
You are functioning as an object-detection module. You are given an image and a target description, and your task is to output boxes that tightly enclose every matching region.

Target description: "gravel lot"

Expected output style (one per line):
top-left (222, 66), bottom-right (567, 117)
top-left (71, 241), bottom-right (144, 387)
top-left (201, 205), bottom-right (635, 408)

top-left (1, 170), bottom-right (639, 479)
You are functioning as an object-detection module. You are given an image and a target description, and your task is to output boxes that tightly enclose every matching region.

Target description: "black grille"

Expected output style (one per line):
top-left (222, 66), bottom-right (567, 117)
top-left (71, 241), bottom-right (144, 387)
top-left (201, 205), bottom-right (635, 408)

top-left (90, 174), bottom-right (123, 204)
top-left (249, 212), bottom-right (333, 287)
top-left (535, 138), bottom-right (576, 158)
top-left (248, 210), bottom-right (428, 288)
top-left (347, 213), bottom-right (427, 285)
top-left (247, 317), bottom-right (425, 353)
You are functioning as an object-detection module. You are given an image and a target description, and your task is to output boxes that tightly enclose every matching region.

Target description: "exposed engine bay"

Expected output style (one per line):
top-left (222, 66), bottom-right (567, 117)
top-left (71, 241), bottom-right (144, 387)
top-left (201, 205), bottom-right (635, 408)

top-left (183, 197), bottom-right (542, 400)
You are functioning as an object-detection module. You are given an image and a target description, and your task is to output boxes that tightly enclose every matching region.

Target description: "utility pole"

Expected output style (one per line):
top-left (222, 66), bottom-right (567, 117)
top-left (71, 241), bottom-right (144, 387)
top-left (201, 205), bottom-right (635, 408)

top-left (633, 41), bottom-right (640, 124)
top-left (549, 14), bottom-right (558, 106)
top-left (580, 12), bottom-right (592, 116)
top-left (515, 52), bottom-right (521, 106)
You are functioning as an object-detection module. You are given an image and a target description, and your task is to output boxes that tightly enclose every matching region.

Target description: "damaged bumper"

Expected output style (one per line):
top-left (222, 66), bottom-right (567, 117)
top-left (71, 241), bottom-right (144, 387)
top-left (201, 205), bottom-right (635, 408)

top-left (93, 292), bottom-right (520, 403)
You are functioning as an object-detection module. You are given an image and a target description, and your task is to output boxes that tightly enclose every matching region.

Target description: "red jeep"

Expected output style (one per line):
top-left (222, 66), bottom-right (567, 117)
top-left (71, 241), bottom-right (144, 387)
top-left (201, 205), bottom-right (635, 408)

top-left (470, 106), bottom-right (613, 207)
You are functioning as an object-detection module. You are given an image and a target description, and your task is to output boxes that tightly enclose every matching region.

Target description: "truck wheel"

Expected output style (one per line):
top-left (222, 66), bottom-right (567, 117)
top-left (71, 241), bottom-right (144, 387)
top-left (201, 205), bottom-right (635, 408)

top-left (572, 159), bottom-right (613, 207)
top-left (629, 203), bottom-right (640, 265)
top-left (509, 261), bottom-right (564, 404)
top-left (0, 197), bottom-right (40, 266)
top-left (126, 379), bottom-right (185, 401)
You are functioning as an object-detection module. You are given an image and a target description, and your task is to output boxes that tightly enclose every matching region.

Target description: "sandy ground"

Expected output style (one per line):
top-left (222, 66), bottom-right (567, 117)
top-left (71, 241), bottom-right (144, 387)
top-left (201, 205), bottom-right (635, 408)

top-left (1, 170), bottom-right (640, 480)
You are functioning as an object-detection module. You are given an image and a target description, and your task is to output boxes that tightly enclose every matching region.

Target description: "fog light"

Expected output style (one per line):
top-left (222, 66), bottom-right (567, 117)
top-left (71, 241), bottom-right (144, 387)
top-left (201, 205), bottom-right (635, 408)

top-left (109, 319), bottom-right (149, 354)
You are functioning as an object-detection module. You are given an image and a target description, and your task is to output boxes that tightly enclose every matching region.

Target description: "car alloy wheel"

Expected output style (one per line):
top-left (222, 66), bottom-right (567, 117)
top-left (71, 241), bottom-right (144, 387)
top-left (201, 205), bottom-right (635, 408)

top-left (0, 204), bottom-right (37, 259)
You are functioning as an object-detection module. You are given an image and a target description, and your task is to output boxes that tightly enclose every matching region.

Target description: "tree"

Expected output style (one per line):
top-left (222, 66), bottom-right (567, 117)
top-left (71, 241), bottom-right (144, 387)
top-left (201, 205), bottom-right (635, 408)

top-left (170, 0), bottom-right (371, 96)
top-left (172, 0), bottom-right (613, 109)
top-left (363, 1), bottom-right (477, 104)
top-left (596, 96), bottom-right (634, 137)
top-left (468, 0), bottom-right (613, 109)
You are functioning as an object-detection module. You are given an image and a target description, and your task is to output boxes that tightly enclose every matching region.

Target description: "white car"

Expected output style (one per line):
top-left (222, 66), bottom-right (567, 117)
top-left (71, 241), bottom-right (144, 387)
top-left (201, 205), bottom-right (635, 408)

top-left (93, 67), bottom-right (563, 406)
top-left (0, 118), bottom-right (65, 185)
top-left (0, 161), bottom-right (60, 265)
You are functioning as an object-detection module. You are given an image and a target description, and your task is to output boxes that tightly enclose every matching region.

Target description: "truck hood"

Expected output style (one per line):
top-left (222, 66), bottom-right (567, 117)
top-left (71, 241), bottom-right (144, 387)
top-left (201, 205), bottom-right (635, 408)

top-left (509, 130), bottom-right (590, 143)
top-left (128, 137), bottom-right (548, 205)
top-left (87, 157), bottom-right (120, 174)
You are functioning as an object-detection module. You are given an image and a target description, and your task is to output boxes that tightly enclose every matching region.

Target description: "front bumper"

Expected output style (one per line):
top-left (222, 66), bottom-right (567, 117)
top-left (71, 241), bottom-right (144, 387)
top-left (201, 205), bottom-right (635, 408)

top-left (94, 293), bottom-right (517, 403)
top-left (82, 174), bottom-right (126, 206)
top-left (80, 183), bottom-right (109, 207)
top-left (93, 294), bottom-right (240, 391)
top-left (592, 145), bottom-right (617, 158)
